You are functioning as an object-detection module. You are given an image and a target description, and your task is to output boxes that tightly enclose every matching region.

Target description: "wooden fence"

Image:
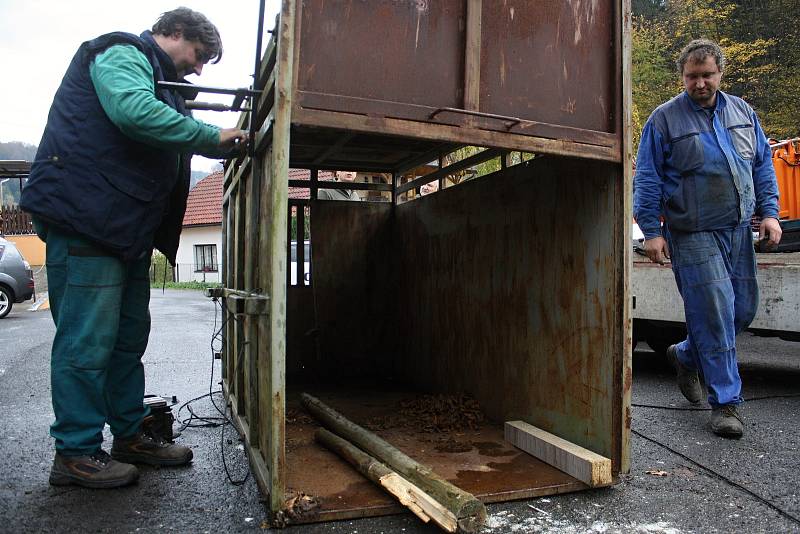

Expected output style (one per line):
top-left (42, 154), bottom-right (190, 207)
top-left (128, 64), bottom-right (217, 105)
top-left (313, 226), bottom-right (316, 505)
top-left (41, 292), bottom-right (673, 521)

top-left (0, 206), bottom-right (34, 235)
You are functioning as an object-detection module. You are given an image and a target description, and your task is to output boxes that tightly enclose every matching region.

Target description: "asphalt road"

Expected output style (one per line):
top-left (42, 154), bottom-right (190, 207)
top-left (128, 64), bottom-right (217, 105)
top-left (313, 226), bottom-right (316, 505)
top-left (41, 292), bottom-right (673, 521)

top-left (0, 289), bottom-right (798, 534)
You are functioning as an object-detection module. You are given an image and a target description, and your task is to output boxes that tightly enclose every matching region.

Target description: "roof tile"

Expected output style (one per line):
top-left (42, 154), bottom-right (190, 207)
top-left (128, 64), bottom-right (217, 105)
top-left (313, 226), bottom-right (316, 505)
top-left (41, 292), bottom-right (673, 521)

top-left (183, 171), bottom-right (223, 226)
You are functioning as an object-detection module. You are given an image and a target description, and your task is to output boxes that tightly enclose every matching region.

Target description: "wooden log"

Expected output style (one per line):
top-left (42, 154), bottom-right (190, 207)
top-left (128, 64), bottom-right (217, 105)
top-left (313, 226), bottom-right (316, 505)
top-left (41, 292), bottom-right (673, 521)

top-left (315, 428), bottom-right (457, 533)
top-left (301, 393), bottom-right (486, 533)
top-left (505, 421), bottom-right (612, 488)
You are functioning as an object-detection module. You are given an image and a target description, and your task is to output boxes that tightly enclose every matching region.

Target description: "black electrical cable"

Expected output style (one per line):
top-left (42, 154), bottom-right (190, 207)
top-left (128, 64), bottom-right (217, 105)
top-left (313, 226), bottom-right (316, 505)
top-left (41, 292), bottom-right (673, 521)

top-left (173, 297), bottom-right (250, 486)
top-left (208, 297), bottom-right (251, 486)
top-left (632, 428), bottom-right (800, 527)
top-left (632, 403), bottom-right (709, 411)
top-left (632, 393), bottom-right (800, 411)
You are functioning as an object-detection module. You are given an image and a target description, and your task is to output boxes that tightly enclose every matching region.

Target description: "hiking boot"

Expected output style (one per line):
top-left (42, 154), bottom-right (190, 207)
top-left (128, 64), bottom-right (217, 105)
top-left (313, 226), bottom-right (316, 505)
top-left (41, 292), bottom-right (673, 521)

top-left (710, 404), bottom-right (744, 439)
top-left (49, 449), bottom-right (139, 489)
top-left (112, 423), bottom-right (193, 467)
top-left (667, 344), bottom-right (704, 404)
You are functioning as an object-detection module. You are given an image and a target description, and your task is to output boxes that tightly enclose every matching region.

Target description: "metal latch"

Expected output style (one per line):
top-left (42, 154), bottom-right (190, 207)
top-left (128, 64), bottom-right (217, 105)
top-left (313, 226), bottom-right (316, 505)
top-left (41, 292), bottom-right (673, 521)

top-left (206, 287), bottom-right (270, 316)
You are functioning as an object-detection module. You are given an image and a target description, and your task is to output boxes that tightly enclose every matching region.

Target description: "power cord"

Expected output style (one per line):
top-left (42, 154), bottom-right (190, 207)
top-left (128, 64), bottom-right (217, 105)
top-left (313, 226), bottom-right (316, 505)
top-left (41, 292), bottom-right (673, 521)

top-left (632, 393), bottom-right (800, 411)
top-left (632, 392), bottom-right (800, 526)
top-left (633, 429), bottom-right (800, 527)
top-left (173, 296), bottom-right (251, 486)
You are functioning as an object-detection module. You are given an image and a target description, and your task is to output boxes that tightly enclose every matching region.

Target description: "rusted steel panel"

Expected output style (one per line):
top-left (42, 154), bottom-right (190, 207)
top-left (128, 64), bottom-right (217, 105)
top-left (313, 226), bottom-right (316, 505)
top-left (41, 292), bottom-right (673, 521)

top-left (301, 201), bottom-right (395, 375)
top-left (296, 0), bottom-right (465, 112)
top-left (479, 0), bottom-right (616, 134)
top-left (395, 158), bottom-right (624, 468)
top-left (290, 0), bottom-right (626, 167)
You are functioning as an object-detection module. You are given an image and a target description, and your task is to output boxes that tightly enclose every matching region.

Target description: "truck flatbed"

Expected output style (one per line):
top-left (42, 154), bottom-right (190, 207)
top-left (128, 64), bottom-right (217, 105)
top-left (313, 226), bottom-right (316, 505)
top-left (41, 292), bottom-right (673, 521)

top-left (632, 252), bottom-right (800, 346)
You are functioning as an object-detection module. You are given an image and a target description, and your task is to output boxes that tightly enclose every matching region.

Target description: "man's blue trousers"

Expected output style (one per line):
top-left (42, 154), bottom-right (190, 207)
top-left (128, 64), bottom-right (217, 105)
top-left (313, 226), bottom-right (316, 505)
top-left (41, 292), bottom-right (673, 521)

top-left (666, 223), bottom-right (757, 407)
top-left (37, 222), bottom-right (151, 456)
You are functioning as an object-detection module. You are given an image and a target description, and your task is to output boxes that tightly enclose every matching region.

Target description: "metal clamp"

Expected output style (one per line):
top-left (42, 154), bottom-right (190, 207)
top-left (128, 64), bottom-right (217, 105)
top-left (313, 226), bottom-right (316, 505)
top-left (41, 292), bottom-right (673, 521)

top-left (206, 288), bottom-right (270, 316)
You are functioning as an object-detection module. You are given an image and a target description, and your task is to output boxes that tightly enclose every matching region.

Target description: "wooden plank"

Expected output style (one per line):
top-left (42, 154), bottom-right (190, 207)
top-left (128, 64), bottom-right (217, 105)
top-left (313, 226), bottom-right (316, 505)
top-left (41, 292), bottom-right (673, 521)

top-left (220, 201), bottom-right (229, 381)
top-left (225, 382), bottom-right (272, 500)
top-left (257, 151), bottom-right (274, 491)
top-left (234, 184), bottom-right (247, 415)
top-left (312, 131), bottom-right (355, 164)
top-left (292, 108), bottom-right (621, 163)
top-left (310, 168), bottom-right (318, 200)
top-left (296, 203), bottom-right (305, 286)
top-left (393, 144), bottom-right (460, 175)
top-left (255, 69), bottom-right (277, 131)
top-left (286, 205), bottom-right (293, 287)
top-left (505, 421), bottom-right (612, 488)
top-left (223, 159), bottom-right (238, 190)
top-left (256, 31), bottom-right (278, 90)
top-left (397, 148), bottom-right (501, 194)
top-left (619, 0), bottom-right (634, 474)
top-left (264, 0), bottom-right (296, 514)
top-left (223, 159), bottom-right (251, 204)
top-left (246, 156), bottom-right (263, 447)
top-left (464, 0), bottom-right (482, 112)
top-left (297, 92), bottom-right (618, 149)
top-left (254, 112), bottom-right (275, 156)
top-left (225, 204), bottom-right (234, 384)
top-left (289, 179), bottom-right (392, 192)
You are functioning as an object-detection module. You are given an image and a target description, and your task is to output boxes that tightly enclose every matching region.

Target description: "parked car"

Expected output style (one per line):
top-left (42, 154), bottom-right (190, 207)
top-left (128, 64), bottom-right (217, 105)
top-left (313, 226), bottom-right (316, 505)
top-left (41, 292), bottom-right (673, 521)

top-left (0, 237), bottom-right (34, 318)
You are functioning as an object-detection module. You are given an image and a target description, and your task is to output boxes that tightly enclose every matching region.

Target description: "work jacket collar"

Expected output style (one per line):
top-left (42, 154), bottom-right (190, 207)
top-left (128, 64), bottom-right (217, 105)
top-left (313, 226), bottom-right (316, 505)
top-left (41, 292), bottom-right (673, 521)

top-left (140, 30), bottom-right (179, 82)
top-left (682, 90), bottom-right (728, 114)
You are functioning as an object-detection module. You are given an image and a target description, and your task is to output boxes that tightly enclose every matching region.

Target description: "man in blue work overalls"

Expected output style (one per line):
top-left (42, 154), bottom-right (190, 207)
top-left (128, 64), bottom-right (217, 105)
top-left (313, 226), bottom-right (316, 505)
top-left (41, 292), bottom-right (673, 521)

top-left (634, 39), bottom-right (782, 438)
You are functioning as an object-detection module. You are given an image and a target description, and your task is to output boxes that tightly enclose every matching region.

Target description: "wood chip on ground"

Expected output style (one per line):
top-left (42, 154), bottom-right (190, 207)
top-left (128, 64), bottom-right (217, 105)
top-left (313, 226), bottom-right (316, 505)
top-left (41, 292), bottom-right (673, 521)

top-left (366, 393), bottom-right (485, 433)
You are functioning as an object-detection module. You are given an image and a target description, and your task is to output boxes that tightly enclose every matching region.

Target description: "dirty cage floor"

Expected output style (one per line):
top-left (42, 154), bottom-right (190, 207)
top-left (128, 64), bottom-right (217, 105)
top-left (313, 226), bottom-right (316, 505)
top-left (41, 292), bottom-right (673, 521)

top-left (284, 385), bottom-right (586, 523)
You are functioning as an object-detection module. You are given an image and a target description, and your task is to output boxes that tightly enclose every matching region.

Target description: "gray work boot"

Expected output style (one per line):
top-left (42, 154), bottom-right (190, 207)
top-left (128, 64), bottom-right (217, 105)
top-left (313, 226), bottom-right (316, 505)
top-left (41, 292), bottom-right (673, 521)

top-left (710, 404), bottom-right (744, 439)
top-left (49, 449), bottom-right (139, 489)
top-left (667, 344), bottom-right (704, 404)
top-left (112, 419), bottom-right (193, 466)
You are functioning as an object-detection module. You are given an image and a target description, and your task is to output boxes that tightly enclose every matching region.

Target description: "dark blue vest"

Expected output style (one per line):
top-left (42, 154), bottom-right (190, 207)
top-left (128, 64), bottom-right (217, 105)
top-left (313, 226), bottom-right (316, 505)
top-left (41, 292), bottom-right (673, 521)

top-left (21, 31), bottom-right (191, 262)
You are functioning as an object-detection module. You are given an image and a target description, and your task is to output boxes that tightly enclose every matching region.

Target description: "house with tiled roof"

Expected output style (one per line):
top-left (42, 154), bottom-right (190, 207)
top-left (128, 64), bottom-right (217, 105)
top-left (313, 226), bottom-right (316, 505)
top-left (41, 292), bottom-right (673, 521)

top-left (288, 169), bottom-right (335, 199)
top-left (175, 171), bottom-right (223, 283)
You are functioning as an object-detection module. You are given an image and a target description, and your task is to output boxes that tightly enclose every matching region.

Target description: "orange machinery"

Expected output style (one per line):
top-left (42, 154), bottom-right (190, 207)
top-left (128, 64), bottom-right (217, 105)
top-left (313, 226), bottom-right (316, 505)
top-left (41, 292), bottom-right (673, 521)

top-left (771, 138), bottom-right (800, 220)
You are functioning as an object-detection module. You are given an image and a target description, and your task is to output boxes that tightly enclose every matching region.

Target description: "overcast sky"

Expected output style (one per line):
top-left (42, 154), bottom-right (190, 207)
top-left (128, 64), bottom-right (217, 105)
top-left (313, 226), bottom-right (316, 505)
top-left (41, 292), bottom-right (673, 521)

top-left (0, 0), bottom-right (280, 172)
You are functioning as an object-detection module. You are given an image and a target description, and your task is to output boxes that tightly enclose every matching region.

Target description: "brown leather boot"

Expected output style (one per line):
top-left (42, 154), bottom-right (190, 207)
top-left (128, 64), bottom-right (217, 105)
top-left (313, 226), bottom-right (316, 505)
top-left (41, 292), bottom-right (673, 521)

top-left (49, 450), bottom-right (139, 489)
top-left (667, 344), bottom-right (704, 404)
top-left (710, 405), bottom-right (744, 439)
top-left (111, 419), bottom-right (193, 466)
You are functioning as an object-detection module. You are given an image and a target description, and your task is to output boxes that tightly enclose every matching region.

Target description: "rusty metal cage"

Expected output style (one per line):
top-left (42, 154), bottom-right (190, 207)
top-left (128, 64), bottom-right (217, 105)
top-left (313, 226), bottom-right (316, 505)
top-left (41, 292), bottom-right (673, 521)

top-left (215, 0), bottom-right (632, 525)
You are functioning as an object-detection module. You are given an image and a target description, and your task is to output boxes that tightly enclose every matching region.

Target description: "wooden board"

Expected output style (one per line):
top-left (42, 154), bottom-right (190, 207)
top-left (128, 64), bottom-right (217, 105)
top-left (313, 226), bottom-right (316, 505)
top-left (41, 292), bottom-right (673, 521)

top-left (505, 420), bottom-right (612, 488)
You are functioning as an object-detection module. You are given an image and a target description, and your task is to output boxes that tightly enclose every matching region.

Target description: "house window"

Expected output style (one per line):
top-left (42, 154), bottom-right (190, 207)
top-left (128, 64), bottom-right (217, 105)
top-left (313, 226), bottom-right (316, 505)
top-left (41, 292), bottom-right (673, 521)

top-left (194, 244), bottom-right (218, 272)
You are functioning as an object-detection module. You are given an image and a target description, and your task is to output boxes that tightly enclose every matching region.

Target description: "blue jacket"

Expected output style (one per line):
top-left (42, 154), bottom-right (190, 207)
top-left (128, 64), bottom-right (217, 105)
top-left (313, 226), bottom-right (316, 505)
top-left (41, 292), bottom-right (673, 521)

top-left (21, 32), bottom-right (197, 262)
top-left (634, 91), bottom-right (779, 240)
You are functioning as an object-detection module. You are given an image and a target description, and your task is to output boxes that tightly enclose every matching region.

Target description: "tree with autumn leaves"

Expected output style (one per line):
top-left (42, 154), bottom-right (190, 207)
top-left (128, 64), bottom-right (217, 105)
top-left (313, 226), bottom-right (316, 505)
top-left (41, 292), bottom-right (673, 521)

top-left (632, 0), bottom-right (800, 150)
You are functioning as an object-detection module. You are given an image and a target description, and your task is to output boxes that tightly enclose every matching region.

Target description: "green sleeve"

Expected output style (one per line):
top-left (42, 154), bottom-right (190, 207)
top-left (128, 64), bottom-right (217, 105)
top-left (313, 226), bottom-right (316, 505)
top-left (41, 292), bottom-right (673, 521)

top-left (89, 44), bottom-right (220, 152)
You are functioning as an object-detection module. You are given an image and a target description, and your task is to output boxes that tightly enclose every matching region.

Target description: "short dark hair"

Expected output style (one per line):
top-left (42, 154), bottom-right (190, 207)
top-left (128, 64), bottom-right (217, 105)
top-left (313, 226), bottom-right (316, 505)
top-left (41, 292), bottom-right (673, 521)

top-left (676, 39), bottom-right (725, 74)
top-left (152, 7), bottom-right (223, 64)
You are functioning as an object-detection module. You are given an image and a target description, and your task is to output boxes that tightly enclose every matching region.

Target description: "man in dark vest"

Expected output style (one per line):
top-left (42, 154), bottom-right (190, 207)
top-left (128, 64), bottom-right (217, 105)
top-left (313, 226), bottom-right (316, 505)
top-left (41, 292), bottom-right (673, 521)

top-left (20, 8), bottom-right (247, 488)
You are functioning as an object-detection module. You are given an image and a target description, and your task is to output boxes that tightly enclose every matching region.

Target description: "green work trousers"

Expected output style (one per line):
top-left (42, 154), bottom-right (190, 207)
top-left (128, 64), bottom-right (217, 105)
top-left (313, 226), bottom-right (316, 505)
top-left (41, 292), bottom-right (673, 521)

top-left (36, 221), bottom-right (151, 456)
